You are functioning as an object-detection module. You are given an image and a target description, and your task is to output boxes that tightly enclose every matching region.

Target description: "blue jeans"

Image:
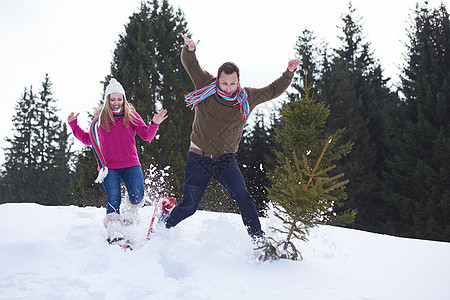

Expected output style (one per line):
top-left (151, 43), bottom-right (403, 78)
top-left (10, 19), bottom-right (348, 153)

top-left (102, 166), bottom-right (144, 214)
top-left (165, 152), bottom-right (264, 238)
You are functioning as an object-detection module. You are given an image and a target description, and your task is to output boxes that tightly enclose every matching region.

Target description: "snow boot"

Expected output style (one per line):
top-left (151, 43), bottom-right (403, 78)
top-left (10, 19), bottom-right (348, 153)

top-left (121, 199), bottom-right (145, 226)
top-left (104, 213), bottom-right (124, 244)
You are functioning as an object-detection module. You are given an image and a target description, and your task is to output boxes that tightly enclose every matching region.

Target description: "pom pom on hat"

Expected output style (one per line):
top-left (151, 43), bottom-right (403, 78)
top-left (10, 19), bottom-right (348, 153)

top-left (104, 78), bottom-right (125, 100)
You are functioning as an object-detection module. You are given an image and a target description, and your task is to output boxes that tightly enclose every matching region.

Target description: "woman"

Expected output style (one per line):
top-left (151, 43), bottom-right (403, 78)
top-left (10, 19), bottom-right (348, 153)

top-left (67, 78), bottom-right (168, 244)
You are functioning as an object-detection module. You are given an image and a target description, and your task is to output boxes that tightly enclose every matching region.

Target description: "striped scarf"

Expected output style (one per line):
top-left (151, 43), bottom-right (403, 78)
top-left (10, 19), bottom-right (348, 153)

top-left (184, 79), bottom-right (250, 119)
top-left (89, 108), bottom-right (125, 183)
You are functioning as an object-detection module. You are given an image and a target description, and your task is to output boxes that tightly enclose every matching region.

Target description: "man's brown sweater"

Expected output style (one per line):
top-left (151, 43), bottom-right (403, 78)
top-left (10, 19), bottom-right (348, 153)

top-left (181, 46), bottom-right (294, 155)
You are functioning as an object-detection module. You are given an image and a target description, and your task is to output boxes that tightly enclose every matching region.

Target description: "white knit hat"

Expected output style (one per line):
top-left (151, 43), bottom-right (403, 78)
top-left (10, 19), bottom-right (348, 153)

top-left (104, 78), bottom-right (125, 101)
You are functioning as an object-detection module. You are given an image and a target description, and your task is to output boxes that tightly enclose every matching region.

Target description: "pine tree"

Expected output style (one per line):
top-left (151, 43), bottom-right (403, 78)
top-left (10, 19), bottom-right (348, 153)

top-left (1, 75), bottom-right (71, 205)
top-left (384, 3), bottom-right (450, 241)
top-left (52, 123), bottom-right (72, 200)
top-left (318, 4), bottom-right (398, 233)
top-left (33, 74), bottom-right (71, 205)
top-left (257, 82), bottom-right (355, 261)
top-left (289, 28), bottom-right (323, 100)
top-left (34, 75), bottom-right (59, 169)
top-left (1, 87), bottom-right (36, 203)
top-left (108, 0), bottom-right (193, 199)
top-left (70, 0), bottom-right (193, 203)
top-left (274, 81), bottom-right (352, 202)
top-left (111, 0), bottom-right (193, 196)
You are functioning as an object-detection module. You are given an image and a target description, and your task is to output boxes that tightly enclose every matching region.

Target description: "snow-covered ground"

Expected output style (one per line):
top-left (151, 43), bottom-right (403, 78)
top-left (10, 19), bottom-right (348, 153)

top-left (1, 203), bottom-right (449, 300)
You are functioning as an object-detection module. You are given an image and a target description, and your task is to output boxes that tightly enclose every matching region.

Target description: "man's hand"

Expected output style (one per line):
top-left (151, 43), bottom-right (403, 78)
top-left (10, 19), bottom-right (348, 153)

top-left (288, 59), bottom-right (302, 72)
top-left (181, 33), bottom-right (196, 51)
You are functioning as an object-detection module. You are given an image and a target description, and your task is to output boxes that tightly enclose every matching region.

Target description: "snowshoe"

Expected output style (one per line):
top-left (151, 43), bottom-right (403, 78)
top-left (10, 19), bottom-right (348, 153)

top-left (146, 196), bottom-right (177, 239)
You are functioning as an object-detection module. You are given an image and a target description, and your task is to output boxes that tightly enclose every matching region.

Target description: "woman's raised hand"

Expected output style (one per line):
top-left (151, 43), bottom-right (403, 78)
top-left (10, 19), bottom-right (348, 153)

top-left (67, 112), bottom-right (79, 123)
top-left (152, 109), bottom-right (168, 124)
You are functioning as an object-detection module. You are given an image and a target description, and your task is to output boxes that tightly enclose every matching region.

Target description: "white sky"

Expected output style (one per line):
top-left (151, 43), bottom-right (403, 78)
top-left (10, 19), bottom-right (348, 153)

top-left (0, 0), bottom-right (447, 165)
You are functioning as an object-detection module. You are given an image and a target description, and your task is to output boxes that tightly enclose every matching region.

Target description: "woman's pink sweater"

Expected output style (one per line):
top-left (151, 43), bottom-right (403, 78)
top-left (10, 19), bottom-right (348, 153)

top-left (69, 111), bottom-right (159, 169)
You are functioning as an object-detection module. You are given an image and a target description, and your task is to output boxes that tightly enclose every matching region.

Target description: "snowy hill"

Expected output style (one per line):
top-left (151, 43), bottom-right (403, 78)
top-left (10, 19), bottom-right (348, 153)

top-left (1, 203), bottom-right (449, 300)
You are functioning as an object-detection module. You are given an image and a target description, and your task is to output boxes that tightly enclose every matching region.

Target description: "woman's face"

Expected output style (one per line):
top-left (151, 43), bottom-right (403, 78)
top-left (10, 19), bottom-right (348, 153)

top-left (109, 93), bottom-right (124, 111)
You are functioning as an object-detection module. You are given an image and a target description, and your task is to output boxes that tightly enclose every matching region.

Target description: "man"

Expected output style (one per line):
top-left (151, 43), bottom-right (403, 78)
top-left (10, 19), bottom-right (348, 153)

top-left (165, 33), bottom-right (301, 239)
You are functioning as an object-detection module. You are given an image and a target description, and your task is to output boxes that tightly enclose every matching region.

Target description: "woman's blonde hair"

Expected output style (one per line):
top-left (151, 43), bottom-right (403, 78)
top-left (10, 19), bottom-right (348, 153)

top-left (95, 94), bottom-right (137, 132)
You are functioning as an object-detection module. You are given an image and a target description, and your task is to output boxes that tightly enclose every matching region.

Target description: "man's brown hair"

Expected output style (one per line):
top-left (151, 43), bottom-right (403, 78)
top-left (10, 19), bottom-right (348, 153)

top-left (217, 62), bottom-right (240, 79)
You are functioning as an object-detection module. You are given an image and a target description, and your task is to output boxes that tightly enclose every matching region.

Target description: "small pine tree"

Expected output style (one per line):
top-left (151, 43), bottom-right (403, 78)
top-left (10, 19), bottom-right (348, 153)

top-left (257, 80), bottom-right (356, 261)
top-left (258, 143), bottom-right (353, 261)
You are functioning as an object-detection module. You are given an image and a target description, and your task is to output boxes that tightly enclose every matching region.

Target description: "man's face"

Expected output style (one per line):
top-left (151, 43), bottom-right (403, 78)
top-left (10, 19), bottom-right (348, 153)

top-left (218, 72), bottom-right (239, 96)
